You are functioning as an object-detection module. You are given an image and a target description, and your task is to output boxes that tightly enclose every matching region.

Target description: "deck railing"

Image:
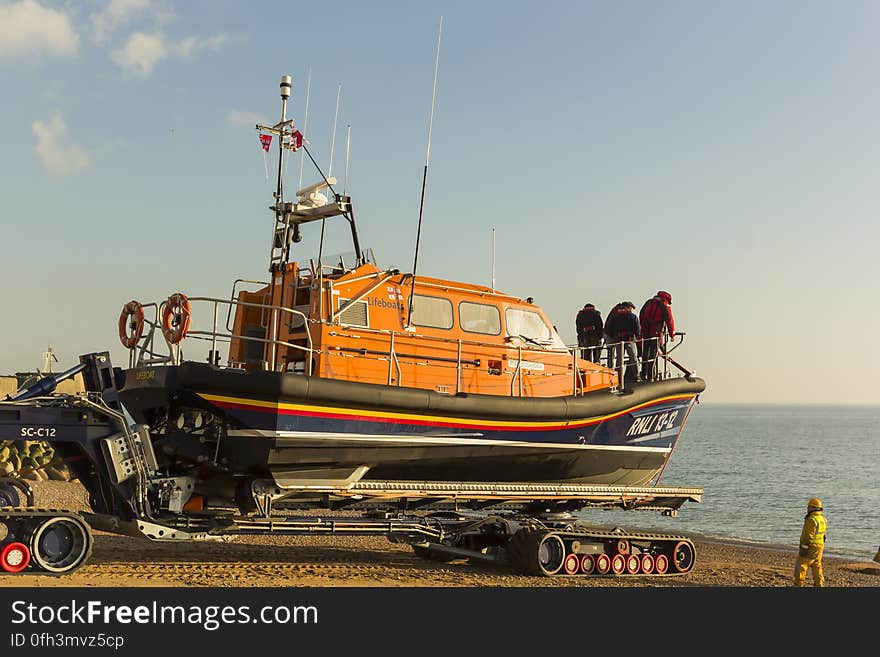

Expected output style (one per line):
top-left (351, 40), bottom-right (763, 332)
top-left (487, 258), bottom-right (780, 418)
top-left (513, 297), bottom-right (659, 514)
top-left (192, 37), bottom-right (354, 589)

top-left (127, 294), bottom-right (693, 398)
top-left (129, 296), bottom-right (315, 373)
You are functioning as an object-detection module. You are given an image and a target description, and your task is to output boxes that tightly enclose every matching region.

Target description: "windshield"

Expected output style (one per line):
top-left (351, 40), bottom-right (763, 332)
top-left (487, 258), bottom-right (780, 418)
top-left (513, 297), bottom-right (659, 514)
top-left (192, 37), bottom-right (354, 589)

top-left (505, 307), bottom-right (566, 349)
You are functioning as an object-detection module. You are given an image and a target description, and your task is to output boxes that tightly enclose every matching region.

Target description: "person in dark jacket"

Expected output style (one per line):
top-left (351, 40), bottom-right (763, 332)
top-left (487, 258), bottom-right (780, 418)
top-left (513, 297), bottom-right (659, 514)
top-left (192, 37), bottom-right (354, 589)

top-left (603, 301), bottom-right (640, 390)
top-left (575, 303), bottom-right (604, 363)
top-left (639, 290), bottom-right (675, 381)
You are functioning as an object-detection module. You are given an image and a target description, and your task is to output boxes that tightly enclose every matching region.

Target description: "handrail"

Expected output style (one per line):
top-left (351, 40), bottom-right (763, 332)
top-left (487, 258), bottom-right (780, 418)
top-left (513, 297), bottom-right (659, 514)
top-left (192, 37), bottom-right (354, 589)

top-left (385, 331), bottom-right (402, 387)
top-left (131, 303), bottom-right (163, 369)
top-left (328, 324), bottom-right (570, 358)
top-left (332, 269), bottom-right (399, 323)
top-left (328, 324), bottom-right (645, 396)
top-left (225, 279), bottom-right (269, 334)
top-left (411, 279), bottom-right (522, 302)
top-left (455, 339), bottom-right (462, 394)
top-left (127, 292), bottom-right (694, 396)
top-left (565, 332), bottom-right (690, 386)
top-left (510, 346), bottom-right (523, 397)
top-left (190, 296), bottom-right (316, 373)
top-left (387, 331), bottom-right (396, 385)
top-left (133, 295), bottom-right (316, 374)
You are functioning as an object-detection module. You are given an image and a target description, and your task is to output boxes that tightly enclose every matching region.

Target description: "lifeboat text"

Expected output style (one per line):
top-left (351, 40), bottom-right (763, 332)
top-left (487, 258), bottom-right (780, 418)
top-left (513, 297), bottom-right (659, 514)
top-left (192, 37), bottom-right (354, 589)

top-left (20, 427), bottom-right (57, 438)
top-left (626, 410), bottom-right (679, 437)
top-left (369, 297), bottom-right (403, 310)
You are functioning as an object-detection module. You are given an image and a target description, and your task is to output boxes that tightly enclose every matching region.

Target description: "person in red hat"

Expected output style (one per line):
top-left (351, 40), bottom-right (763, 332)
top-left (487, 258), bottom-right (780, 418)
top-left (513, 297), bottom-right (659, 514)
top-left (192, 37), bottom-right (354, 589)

top-left (638, 291), bottom-right (675, 381)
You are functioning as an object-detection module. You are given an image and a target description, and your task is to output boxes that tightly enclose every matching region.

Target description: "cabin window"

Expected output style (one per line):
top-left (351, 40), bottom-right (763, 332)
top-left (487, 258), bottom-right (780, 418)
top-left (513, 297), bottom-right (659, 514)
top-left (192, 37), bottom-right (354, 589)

top-left (459, 301), bottom-right (501, 335)
top-left (410, 294), bottom-right (453, 329)
top-left (338, 298), bottom-right (369, 328)
top-left (505, 308), bottom-right (552, 343)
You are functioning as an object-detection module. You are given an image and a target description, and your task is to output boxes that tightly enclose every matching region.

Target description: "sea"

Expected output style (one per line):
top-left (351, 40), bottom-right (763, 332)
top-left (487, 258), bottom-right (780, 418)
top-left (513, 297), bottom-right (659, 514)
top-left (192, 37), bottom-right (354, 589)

top-left (577, 403), bottom-right (880, 561)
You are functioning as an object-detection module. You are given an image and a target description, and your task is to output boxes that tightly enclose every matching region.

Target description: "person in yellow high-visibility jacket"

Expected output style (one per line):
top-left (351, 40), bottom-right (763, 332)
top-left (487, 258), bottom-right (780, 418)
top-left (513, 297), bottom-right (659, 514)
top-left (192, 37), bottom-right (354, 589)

top-left (794, 498), bottom-right (827, 587)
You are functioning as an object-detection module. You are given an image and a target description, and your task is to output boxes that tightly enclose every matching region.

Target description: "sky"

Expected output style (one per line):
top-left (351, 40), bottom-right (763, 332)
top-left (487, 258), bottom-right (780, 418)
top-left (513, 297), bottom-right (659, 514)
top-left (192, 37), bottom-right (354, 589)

top-left (0, 0), bottom-right (877, 405)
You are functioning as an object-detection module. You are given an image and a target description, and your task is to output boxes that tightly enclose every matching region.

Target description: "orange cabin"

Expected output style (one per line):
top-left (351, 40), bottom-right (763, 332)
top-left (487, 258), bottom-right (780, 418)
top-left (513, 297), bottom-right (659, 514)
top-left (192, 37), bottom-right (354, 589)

top-left (227, 260), bottom-right (616, 397)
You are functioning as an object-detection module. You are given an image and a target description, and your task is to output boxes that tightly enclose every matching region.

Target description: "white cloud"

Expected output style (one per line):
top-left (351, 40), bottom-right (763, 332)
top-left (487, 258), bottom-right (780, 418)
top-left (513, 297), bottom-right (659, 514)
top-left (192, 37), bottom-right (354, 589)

top-left (31, 114), bottom-right (91, 175)
top-left (111, 31), bottom-right (234, 77)
top-left (174, 34), bottom-right (232, 59)
top-left (0, 0), bottom-right (79, 57)
top-left (91, 0), bottom-right (153, 44)
top-left (226, 110), bottom-right (265, 127)
top-left (111, 31), bottom-right (166, 77)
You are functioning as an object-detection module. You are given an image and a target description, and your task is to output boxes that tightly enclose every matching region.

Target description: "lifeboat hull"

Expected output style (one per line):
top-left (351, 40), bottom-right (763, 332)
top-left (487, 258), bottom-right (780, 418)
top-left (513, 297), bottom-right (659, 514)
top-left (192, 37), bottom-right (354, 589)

top-left (117, 363), bottom-right (706, 487)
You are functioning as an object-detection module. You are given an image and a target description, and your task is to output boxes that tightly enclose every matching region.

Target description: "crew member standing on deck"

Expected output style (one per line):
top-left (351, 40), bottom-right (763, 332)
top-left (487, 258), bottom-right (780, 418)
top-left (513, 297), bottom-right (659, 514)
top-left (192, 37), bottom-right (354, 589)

top-left (575, 303), bottom-right (604, 363)
top-left (604, 301), bottom-right (640, 390)
top-left (639, 290), bottom-right (675, 381)
top-left (794, 498), bottom-right (827, 587)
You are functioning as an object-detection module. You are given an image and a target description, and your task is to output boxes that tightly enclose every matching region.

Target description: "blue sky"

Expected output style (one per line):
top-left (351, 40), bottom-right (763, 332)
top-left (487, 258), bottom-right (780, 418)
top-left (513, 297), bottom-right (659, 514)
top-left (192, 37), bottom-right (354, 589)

top-left (0, 0), bottom-right (877, 404)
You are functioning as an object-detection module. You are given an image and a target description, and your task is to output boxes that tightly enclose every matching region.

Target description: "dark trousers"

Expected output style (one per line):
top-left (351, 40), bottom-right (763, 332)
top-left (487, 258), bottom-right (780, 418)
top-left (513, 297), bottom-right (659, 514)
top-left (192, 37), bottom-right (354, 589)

top-left (608, 339), bottom-right (638, 388)
top-left (641, 336), bottom-right (659, 381)
top-left (578, 335), bottom-right (602, 363)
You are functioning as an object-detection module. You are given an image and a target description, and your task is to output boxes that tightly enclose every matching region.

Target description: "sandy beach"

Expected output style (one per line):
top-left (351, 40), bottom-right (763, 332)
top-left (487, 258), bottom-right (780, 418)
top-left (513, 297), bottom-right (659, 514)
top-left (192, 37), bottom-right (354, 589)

top-left (3, 481), bottom-right (878, 588)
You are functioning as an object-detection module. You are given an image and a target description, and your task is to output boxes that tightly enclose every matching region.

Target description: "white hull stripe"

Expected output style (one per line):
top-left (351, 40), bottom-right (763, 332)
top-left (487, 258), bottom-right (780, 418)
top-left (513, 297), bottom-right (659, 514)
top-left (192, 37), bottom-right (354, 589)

top-left (226, 429), bottom-right (672, 453)
top-left (627, 427), bottom-right (680, 444)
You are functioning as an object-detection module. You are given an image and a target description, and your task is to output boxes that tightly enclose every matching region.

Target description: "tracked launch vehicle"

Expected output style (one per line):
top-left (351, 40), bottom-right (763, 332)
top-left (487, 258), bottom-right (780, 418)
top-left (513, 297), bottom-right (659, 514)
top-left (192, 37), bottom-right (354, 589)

top-left (0, 352), bottom-right (700, 578)
top-left (0, 75), bottom-right (705, 578)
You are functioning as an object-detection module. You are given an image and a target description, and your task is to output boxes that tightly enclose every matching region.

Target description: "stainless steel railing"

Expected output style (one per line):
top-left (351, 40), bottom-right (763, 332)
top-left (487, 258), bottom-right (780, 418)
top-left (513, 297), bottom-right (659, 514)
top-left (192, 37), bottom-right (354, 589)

top-left (129, 296), bottom-right (315, 373)
top-left (127, 295), bottom-right (692, 397)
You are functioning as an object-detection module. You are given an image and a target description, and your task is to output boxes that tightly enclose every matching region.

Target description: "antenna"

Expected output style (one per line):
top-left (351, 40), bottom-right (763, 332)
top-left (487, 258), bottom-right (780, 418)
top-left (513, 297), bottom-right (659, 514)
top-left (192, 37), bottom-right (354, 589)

top-left (317, 82), bottom-right (343, 270)
top-left (328, 83), bottom-right (342, 178)
top-left (343, 124), bottom-right (351, 196)
top-left (491, 227), bottom-right (496, 292)
top-left (297, 68), bottom-right (312, 193)
top-left (406, 16), bottom-right (443, 327)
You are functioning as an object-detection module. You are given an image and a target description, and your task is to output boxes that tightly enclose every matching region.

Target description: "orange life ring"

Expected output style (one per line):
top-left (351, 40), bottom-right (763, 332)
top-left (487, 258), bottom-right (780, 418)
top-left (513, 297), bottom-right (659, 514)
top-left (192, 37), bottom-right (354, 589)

top-left (161, 293), bottom-right (191, 345)
top-left (118, 300), bottom-right (145, 349)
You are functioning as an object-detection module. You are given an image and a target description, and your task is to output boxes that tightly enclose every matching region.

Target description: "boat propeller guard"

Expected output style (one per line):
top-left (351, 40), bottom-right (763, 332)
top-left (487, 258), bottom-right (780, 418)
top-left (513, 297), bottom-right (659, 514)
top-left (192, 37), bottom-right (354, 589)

top-left (118, 300), bottom-right (145, 349)
top-left (161, 293), bottom-right (191, 345)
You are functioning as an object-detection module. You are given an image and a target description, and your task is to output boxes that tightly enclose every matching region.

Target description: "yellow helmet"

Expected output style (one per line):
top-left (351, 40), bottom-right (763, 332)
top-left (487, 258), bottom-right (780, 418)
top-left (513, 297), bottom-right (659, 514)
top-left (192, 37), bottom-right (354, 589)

top-left (807, 498), bottom-right (823, 510)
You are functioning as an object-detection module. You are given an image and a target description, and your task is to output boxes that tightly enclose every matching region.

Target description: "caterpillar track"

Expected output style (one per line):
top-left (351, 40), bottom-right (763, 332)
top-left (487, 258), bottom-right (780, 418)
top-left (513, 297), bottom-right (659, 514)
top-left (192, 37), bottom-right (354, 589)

top-left (0, 508), bottom-right (93, 576)
top-left (503, 527), bottom-right (696, 577)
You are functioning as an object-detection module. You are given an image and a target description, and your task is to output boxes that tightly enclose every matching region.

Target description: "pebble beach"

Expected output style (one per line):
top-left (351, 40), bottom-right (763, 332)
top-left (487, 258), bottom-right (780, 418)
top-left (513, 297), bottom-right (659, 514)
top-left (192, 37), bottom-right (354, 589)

top-left (3, 481), bottom-right (877, 588)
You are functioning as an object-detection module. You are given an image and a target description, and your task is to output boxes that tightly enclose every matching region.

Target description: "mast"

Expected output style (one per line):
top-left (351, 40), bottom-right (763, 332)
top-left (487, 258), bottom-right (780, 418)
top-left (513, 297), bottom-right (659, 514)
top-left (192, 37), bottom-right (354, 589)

top-left (257, 75), bottom-right (362, 274)
top-left (406, 17), bottom-right (443, 327)
top-left (258, 74), bottom-right (297, 272)
top-left (491, 227), bottom-right (496, 292)
top-left (277, 75), bottom-right (291, 262)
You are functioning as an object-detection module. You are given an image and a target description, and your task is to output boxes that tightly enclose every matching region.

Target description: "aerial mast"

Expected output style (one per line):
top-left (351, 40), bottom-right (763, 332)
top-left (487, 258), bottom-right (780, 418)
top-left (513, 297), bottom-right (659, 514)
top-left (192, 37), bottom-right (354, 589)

top-left (257, 75), bottom-right (362, 274)
top-left (277, 75), bottom-right (291, 262)
top-left (491, 227), bottom-right (496, 292)
top-left (257, 74), bottom-right (301, 271)
top-left (406, 17), bottom-right (443, 327)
